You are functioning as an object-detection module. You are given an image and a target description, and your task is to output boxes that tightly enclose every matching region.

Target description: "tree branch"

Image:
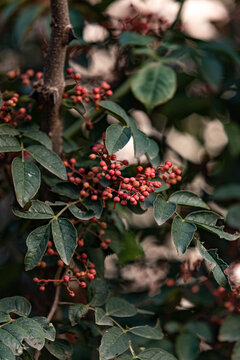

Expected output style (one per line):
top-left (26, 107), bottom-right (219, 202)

top-left (40, 0), bottom-right (75, 154)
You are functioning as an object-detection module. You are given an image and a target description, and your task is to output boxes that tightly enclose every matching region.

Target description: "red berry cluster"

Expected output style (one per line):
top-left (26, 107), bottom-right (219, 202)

top-left (213, 284), bottom-right (240, 313)
top-left (34, 251), bottom-right (97, 296)
top-left (64, 142), bottom-right (181, 208)
top-left (76, 218), bottom-right (111, 250)
top-left (156, 161), bottom-right (182, 185)
top-left (0, 92), bottom-right (32, 126)
top-left (64, 68), bottom-right (113, 109)
top-left (105, 4), bottom-right (169, 37)
top-left (7, 68), bottom-right (43, 87)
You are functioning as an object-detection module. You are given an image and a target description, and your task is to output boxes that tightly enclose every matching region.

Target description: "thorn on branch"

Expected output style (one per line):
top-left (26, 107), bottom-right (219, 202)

top-left (63, 25), bottom-right (77, 45)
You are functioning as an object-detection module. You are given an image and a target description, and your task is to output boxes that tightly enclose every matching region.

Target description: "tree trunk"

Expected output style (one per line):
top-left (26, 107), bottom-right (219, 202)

top-left (41, 0), bottom-right (75, 155)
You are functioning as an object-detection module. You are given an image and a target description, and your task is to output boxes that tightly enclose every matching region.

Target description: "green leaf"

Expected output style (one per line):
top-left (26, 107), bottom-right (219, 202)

top-left (25, 225), bottom-right (50, 271)
top-left (219, 314), bottom-right (240, 342)
top-left (0, 342), bottom-right (15, 360)
top-left (146, 139), bottom-right (159, 161)
top-left (106, 125), bottom-right (131, 155)
top-left (224, 122), bottom-right (240, 157)
top-left (185, 321), bottom-right (213, 343)
top-left (0, 135), bottom-right (21, 152)
top-left (186, 211), bottom-right (239, 241)
top-left (32, 317), bottom-right (55, 341)
top-left (0, 328), bottom-right (22, 356)
top-left (99, 326), bottom-right (129, 360)
top-left (13, 200), bottom-right (54, 219)
top-left (133, 129), bottom-right (149, 158)
top-left (131, 63), bottom-right (177, 112)
top-left (26, 145), bottom-right (67, 180)
top-left (7, 317), bottom-right (45, 350)
top-left (51, 218), bottom-right (77, 265)
top-left (226, 204), bottom-right (240, 229)
top-left (232, 339), bottom-right (240, 360)
top-left (171, 216), bottom-right (197, 255)
top-left (119, 31), bottom-right (155, 46)
top-left (213, 184), bottom-right (240, 201)
top-left (11, 158), bottom-right (41, 207)
top-left (129, 323), bottom-right (163, 340)
top-left (22, 129), bottom-right (52, 150)
top-left (19, 350), bottom-right (34, 359)
top-left (13, 4), bottom-right (45, 43)
top-left (176, 332), bottom-right (200, 360)
top-left (99, 101), bottom-right (130, 125)
top-left (62, 98), bottom-right (85, 115)
top-left (0, 296), bottom-right (31, 321)
top-left (82, 198), bottom-right (103, 219)
top-left (153, 195), bottom-right (176, 226)
top-left (95, 308), bottom-right (113, 326)
top-left (169, 191), bottom-right (209, 209)
top-left (89, 279), bottom-right (109, 307)
top-left (68, 304), bottom-right (89, 326)
top-left (197, 241), bottom-right (231, 290)
top-left (185, 210), bottom-right (220, 226)
top-left (201, 55), bottom-right (223, 91)
top-left (138, 348), bottom-right (177, 360)
top-left (106, 297), bottom-right (137, 318)
top-left (52, 183), bottom-right (79, 200)
top-left (118, 232), bottom-right (144, 265)
top-left (69, 204), bottom-right (94, 220)
top-left (0, 124), bottom-right (19, 136)
top-left (45, 339), bottom-right (73, 360)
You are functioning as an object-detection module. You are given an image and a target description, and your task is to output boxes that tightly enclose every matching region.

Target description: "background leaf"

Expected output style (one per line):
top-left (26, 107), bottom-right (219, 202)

top-left (131, 63), bottom-right (177, 112)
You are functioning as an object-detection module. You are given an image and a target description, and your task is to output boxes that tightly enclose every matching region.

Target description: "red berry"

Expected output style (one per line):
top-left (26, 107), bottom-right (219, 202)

top-left (80, 281), bottom-right (87, 288)
top-left (70, 158), bottom-right (76, 165)
top-left (91, 195), bottom-right (98, 201)
top-left (47, 248), bottom-right (54, 255)
top-left (81, 253), bottom-right (88, 260)
top-left (40, 286), bottom-right (45, 291)
top-left (113, 196), bottom-right (120, 202)
top-left (89, 154), bottom-right (97, 160)
top-left (67, 68), bottom-right (73, 74)
top-left (64, 275), bottom-right (70, 282)
top-left (106, 90), bottom-right (113, 96)
top-left (33, 277), bottom-right (39, 282)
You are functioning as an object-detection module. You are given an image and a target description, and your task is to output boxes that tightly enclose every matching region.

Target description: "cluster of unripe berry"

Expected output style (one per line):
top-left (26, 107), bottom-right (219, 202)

top-left (0, 91), bottom-right (32, 125)
top-left (64, 68), bottom-right (113, 109)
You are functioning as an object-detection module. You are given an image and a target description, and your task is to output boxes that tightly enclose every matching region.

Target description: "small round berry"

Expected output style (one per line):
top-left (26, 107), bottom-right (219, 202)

top-left (40, 286), bottom-right (45, 291)
top-left (81, 253), bottom-right (88, 260)
top-left (57, 259), bottom-right (64, 267)
top-left (47, 248), bottom-right (54, 256)
top-left (70, 158), bottom-right (76, 165)
top-left (91, 195), bottom-right (98, 201)
top-left (87, 273), bottom-right (95, 280)
top-left (113, 196), bottom-right (120, 202)
top-left (33, 277), bottom-right (39, 282)
top-left (137, 165), bottom-right (143, 172)
top-left (67, 67), bottom-right (73, 74)
top-left (78, 239), bottom-right (84, 247)
top-left (89, 154), bottom-right (97, 160)
top-left (64, 275), bottom-right (70, 282)
top-left (80, 281), bottom-right (87, 288)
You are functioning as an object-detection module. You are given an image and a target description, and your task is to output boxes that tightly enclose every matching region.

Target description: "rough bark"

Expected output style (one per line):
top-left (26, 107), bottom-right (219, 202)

top-left (41, 0), bottom-right (75, 154)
